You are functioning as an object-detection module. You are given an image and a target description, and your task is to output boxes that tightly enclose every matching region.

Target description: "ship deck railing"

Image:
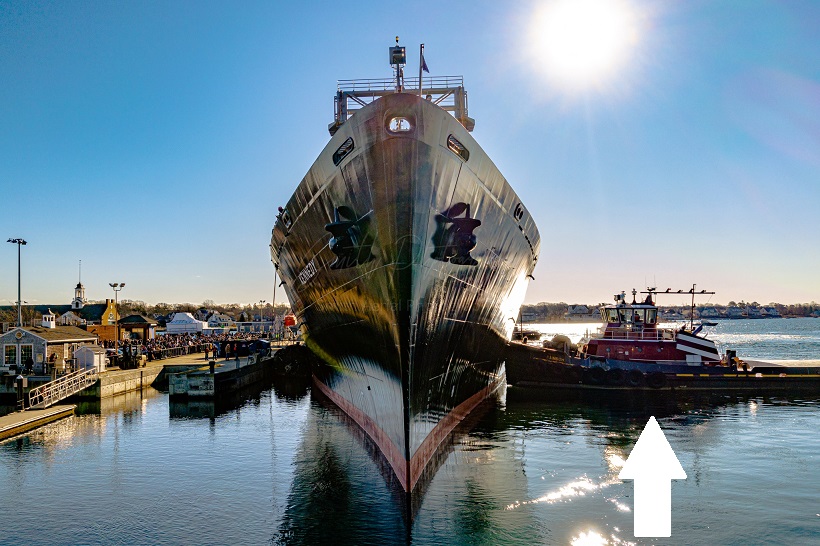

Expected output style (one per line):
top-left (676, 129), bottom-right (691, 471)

top-left (331, 75), bottom-right (473, 134)
top-left (337, 75), bottom-right (464, 93)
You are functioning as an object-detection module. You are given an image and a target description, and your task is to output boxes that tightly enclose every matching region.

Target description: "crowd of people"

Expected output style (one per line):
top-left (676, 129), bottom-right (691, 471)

top-left (105, 332), bottom-right (272, 363)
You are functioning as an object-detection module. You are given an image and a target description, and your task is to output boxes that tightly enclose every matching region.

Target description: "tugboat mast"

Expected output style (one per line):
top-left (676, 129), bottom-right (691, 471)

top-left (641, 285), bottom-right (716, 330)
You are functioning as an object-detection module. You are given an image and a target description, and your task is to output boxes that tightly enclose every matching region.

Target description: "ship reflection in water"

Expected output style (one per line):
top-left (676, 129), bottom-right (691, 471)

top-left (0, 379), bottom-right (817, 545)
top-left (269, 380), bottom-right (820, 545)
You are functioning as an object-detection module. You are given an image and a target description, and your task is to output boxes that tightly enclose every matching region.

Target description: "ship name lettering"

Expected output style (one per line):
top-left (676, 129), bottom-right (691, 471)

top-left (513, 203), bottom-right (524, 222)
top-left (298, 259), bottom-right (318, 285)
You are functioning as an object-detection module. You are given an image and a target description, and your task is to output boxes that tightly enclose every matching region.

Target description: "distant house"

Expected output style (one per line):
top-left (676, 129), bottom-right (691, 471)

top-left (565, 305), bottom-right (599, 321)
top-left (761, 307), bottom-right (781, 318)
top-left (744, 306), bottom-right (762, 318)
top-left (726, 307), bottom-right (744, 319)
top-left (207, 313), bottom-right (235, 329)
top-left (194, 308), bottom-right (213, 321)
top-left (660, 308), bottom-right (685, 321)
top-left (59, 310), bottom-right (85, 326)
top-left (700, 307), bottom-right (721, 319)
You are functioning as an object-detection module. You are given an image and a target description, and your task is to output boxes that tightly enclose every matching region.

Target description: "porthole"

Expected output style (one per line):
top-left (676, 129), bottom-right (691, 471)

top-left (388, 117), bottom-right (413, 133)
top-left (332, 137), bottom-right (355, 166)
top-left (447, 135), bottom-right (470, 162)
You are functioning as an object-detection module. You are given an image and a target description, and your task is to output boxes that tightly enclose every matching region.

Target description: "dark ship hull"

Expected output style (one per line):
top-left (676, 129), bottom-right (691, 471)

top-left (270, 92), bottom-right (540, 492)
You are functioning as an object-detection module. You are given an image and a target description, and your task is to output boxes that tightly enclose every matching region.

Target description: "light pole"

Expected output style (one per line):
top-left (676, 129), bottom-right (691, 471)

top-left (7, 238), bottom-right (27, 327)
top-left (259, 300), bottom-right (266, 333)
top-left (109, 283), bottom-right (125, 358)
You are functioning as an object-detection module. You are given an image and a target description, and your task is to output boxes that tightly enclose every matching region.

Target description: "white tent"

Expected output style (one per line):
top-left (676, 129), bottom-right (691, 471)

top-left (165, 312), bottom-right (207, 334)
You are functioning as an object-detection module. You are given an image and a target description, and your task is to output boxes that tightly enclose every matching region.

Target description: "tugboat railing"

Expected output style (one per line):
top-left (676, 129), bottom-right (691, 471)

top-left (599, 326), bottom-right (676, 341)
top-left (27, 368), bottom-right (99, 410)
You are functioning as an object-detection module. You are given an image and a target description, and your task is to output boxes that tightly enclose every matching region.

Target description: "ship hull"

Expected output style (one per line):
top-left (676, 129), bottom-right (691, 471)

top-left (271, 93), bottom-right (540, 492)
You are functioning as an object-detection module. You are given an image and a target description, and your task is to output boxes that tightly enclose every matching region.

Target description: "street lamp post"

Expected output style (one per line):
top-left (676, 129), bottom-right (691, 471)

top-left (7, 238), bottom-right (27, 327)
top-left (259, 300), bottom-right (266, 333)
top-left (109, 283), bottom-right (125, 359)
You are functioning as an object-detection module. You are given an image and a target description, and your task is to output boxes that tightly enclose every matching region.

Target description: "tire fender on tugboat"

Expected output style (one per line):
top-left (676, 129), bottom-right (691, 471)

top-left (605, 368), bottom-right (625, 386)
top-left (626, 369), bottom-right (644, 387)
top-left (585, 366), bottom-right (606, 385)
top-left (646, 371), bottom-right (667, 389)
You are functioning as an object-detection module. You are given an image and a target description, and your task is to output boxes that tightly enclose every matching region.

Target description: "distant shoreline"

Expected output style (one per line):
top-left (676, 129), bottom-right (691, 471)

top-left (522, 316), bottom-right (818, 324)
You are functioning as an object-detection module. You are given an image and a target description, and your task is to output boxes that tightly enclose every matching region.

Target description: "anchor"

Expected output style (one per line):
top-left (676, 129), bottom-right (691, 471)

top-left (325, 205), bottom-right (375, 269)
top-left (430, 202), bottom-right (481, 266)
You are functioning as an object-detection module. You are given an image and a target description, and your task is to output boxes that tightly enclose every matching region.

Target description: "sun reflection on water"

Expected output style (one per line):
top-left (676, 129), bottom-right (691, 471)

top-left (570, 529), bottom-right (637, 546)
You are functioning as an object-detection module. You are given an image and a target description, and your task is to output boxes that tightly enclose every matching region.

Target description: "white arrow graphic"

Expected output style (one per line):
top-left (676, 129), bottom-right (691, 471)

top-left (618, 416), bottom-right (687, 537)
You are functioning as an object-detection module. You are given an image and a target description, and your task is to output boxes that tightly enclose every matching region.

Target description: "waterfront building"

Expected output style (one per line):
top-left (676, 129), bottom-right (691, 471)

top-left (0, 311), bottom-right (98, 374)
top-left (118, 314), bottom-right (158, 340)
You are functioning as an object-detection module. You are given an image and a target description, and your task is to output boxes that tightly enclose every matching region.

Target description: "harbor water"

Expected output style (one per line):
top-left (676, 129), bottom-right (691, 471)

top-left (1, 319), bottom-right (818, 545)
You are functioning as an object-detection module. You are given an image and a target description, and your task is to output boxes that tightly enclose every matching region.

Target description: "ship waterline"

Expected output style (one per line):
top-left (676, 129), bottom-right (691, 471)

top-left (271, 91), bottom-right (540, 492)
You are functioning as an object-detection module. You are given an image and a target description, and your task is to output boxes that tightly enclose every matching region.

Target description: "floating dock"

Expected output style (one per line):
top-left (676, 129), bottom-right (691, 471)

top-left (0, 405), bottom-right (76, 441)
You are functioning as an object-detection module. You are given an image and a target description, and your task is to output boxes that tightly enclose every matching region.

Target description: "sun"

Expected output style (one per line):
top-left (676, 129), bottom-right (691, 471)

top-left (530, 0), bottom-right (641, 90)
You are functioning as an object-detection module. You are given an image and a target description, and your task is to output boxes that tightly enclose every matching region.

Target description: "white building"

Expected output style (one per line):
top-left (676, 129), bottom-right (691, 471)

top-left (74, 344), bottom-right (107, 373)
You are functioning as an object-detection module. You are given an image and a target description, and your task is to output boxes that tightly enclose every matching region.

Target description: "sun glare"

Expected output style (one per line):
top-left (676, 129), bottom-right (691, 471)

top-left (530, 0), bottom-right (641, 90)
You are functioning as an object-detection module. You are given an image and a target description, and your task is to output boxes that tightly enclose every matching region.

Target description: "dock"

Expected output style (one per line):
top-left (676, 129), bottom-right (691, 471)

top-left (168, 352), bottom-right (277, 398)
top-left (0, 405), bottom-right (76, 441)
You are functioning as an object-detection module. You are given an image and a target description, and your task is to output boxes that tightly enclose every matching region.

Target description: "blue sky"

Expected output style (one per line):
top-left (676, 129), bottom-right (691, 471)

top-left (1, 0), bottom-right (818, 308)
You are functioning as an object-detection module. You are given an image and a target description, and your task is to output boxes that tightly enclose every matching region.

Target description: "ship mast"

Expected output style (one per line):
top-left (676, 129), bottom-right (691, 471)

top-left (389, 36), bottom-right (406, 92)
top-left (328, 41), bottom-right (475, 136)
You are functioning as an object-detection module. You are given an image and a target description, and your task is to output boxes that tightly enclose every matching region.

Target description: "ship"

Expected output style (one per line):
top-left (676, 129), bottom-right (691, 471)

top-left (269, 42), bottom-right (540, 494)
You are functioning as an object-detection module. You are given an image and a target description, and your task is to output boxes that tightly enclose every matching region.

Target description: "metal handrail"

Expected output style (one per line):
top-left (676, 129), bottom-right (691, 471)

top-left (27, 368), bottom-right (99, 410)
top-left (337, 76), bottom-right (464, 92)
top-left (597, 326), bottom-right (676, 341)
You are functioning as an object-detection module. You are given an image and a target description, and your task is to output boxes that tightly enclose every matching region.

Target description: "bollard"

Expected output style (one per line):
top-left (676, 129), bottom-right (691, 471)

top-left (209, 361), bottom-right (215, 375)
top-left (16, 375), bottom-right (28, 411)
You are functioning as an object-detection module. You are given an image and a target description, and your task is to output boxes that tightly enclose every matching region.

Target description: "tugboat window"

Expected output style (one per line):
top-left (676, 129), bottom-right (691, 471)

top-left (447, 135), bottom-right (470, 161)
top-left (388, 117), bottom-right (412, 132)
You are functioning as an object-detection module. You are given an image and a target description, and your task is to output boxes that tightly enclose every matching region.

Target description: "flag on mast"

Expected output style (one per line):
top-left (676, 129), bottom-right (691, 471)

top-left (422, 53), bottom-right (429, 73)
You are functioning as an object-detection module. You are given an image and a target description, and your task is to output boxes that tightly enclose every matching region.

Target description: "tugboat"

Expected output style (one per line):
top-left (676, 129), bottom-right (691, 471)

top-left (506, 287), bottom-right (820, 390)
top-left (578, 287), bottom-right (721, 368)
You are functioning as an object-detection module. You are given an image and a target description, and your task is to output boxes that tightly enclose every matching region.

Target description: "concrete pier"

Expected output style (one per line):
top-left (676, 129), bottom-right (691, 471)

top-left (0, 405), bottom-right (76, 441)
top-left (169, 353), bottom-right (277, 398)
